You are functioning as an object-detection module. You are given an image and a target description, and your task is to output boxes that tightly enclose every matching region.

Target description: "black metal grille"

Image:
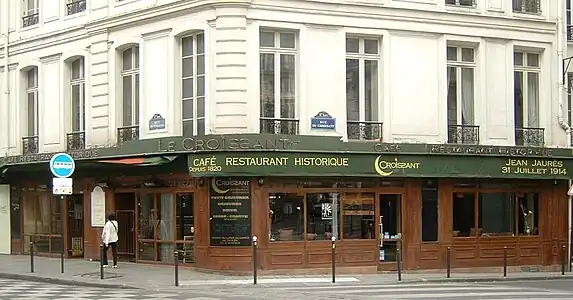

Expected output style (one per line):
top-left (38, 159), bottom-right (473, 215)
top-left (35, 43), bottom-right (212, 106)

top-left (515, 127), bottom-right (544, 147)
top-left (117, 126), bottom-right (139, 144)
top-left (447, 125), bottom-right (480, 145)
top-left (22, 136), bottom-right (39, 155)
top-left (260, 118), bottom-right (299, 135)
top-left (568, 26), bottom-right (573, 42)
top-left (66, 0), bottom-right (86, 15)
top-left (445, 0), bottom-right (475, 7)
top-left (512, 0), bottom-right (541, 14)
top-left (347, 121), bottom-right (383, 141)
top-left (66, 131), bottom-right (85, 151)
top-left (22, 13), bottom-right (39, 27)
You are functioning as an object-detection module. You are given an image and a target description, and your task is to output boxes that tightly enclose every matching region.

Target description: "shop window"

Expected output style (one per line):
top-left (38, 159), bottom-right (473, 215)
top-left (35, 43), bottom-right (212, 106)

top-left (269, 193), bottom-right (304, 241)
top-left (517, 193), bottom-right (539, 235)
top-left (342, 192), bottom-right (375, 240)
top-left (379, 194), bottom-right (402, 262)
top-left (306, 192), bottom-right (340, 240)
top-left (478, 192), bottom-right (515, 236)
top-left (138, 194), bottom-right (155, 240)
top-left (22, 194), bottom-right (63, 255)
top-left (176, 193), bottom-right (195, 264)
top-left (157, 194), bottom-right (175, 263)
top-left (453, 192), bottom-right (475, 237)
top-left (421, 179), bottom-right (439, 241)
top-left (10, 191), bottom-right (21, 241)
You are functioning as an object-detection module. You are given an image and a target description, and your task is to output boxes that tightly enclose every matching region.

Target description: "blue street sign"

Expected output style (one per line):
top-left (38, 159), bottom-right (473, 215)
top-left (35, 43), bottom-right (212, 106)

top-left (50, 153), bottom-right (75, 178)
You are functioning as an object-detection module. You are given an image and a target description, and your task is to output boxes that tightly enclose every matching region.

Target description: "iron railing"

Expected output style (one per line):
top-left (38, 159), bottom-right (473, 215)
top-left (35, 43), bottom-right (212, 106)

top-left (22, 136), bottom-right (39, 155)
top-left (568, 25), bottom-right (573, 42)
top-left (66, 0), bottom-right (86, 15)
top-left (445, 0), bottom-right (475, 7)
top-left (347, 121), bottom-right (383, 141)
top-left (66, 131), bottom-right (85, 151)
top-left (22, 12), bottom-right (39, 28)
top-left (260, 118), bottom-right (299, 135)
top-left (515, 127), bottom-right (544, 147)
top-left (512, 0), bottom-right (541, 14)
top-left (447, 124), bottom-right (480, 145)
top-left (117, 126), bottom-right (139, 144)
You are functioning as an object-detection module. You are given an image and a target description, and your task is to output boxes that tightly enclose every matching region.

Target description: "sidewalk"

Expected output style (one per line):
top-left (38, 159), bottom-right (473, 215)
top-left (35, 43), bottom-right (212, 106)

top-left (0, 254), bottom-right (572, 290)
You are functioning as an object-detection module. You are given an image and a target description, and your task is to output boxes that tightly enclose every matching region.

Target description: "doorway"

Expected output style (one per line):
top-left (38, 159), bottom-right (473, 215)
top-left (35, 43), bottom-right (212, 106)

top-left (67, 194), bottom-right (84, 257)
top-left (115, 193), bottom-right (136, 261)
top-left (378, 194), bottom-right (402, 270)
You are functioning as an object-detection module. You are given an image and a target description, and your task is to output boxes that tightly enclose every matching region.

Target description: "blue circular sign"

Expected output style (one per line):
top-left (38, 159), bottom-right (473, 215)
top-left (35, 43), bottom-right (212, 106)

top-left (50, 153), bottom-right (75, 178)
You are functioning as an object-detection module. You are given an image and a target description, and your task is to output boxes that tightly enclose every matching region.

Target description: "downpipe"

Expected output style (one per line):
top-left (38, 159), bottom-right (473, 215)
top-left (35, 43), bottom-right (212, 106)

top-left (558, 2), bottom-right (571, 142)
top-left (3, 0), bottom-right (10, 156)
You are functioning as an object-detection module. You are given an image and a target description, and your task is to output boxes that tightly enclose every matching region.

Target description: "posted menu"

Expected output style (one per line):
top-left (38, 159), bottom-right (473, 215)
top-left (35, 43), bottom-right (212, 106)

top-left (209, 177), bottom-right (251, 246)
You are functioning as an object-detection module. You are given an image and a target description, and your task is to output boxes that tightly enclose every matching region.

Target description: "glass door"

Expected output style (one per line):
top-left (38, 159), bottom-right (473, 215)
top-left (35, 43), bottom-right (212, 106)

top-left (379, 194), bottom-right (402, 264)
top-left (67, 194), bottom-right (84, 257)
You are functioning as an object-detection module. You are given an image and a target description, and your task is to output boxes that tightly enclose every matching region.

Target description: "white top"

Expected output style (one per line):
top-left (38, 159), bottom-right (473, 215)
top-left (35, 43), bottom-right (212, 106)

top-left (101, 220), bottom-right (119, 245)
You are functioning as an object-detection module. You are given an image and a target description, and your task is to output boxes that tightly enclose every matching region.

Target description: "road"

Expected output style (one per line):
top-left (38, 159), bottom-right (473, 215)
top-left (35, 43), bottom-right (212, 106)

top-left (2, 278), bottom-right (573, 299)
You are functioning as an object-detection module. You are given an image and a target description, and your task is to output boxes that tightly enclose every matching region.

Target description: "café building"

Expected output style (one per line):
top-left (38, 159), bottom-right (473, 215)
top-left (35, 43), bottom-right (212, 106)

top-left (1, 134), bottom-right (571, 272)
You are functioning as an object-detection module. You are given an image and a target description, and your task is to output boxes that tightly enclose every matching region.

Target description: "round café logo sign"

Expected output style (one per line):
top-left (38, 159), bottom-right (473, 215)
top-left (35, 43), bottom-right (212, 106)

top-left (374, 156), bottom-right (421, 176)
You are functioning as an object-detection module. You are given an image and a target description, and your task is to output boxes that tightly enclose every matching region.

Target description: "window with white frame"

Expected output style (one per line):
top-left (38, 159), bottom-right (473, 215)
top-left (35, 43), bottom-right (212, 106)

top-left (66, 0), bottom-right (87, 15)
top-left (345, 37), bottom-right (380, 123)
top-left (446, 46), bottom-right (475, 127)
top-left (181, 32), bottom-right (205, 136)
top-left (259, 30), bottom-right (297, 134)
top-left (22, 0), bottom-right (39, 28)
top-left (26, 67), bottom-right (39, 137)
top-left (121, 46), bottom-right (140, 127)
top-left (513, 52), bottom-right (540, 129)
top-left (70, 58), bottom-right (85, 132)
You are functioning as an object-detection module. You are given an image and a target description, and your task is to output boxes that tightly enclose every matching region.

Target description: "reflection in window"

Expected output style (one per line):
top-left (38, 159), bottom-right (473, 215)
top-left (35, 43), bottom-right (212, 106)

top-left (421, 180), bottom-right (438, 241)
top-left (176, 193), bottom-right (195, 240)
top-left (342, 192), bottom-right (375, 239)
top-left (138, 194), bottom-right (154, 239)
top-left (269, 193), bottom-right (304, 241)
top-left (478, 192), bottom-right (515, 236)
top-left (517, 193), bottom-right (539, 235)
top-left (453, 193), bottom-right (475, 237)
top-left (306, 193), bottom-right (340, 240)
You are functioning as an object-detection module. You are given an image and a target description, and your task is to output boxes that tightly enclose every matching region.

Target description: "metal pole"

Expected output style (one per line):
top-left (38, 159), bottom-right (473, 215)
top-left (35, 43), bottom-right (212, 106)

top-left (562, 245), bottom-right (566, 275)
top-left (29, 241), bottom-right (34, 273)
top-left (396, 248), bottom-right (402, 281)
top-left (252, 236), bottom-right (258, 285)
top-left (174, 250), bottom-right (179, 287)
top-left (331, 236), bottom-right (336, 283)
top-left (61, 247), bottom-right (64, 273)
top-left (446, 247), bottom-right (451, 278)
top-left (61, 196), bottom-right (64, 274)
top-left (503, 246), bottom-right (507, 277)
top-left (99, 243), bottom-right (104, 280)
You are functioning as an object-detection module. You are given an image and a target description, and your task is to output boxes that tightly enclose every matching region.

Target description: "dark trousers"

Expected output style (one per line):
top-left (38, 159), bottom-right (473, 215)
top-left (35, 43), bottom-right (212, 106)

top-left (103, 242), bottom-right (118, 266)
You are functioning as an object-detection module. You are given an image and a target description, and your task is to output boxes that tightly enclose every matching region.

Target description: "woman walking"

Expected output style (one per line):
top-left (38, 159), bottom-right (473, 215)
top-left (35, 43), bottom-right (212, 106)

top-left (101, 214), bottom-right (119, 268)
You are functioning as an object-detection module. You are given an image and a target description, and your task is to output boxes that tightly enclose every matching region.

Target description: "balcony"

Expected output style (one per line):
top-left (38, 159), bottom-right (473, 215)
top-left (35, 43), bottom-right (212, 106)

top-left (568, 26), bottom-right (573, 42)
top-left (347, 121), bottom-right (383, 141)
top-left (447, 124), bottom-right (480, 145)
top-left (22, 13), bottom-right (39, 28)
top-left (22, 136), bottom-right (39, 155)
top-left (445, 0), bottom-right (475, 7)
top-left (117, 126), bottom-right (139, 144)
top-left (66, 131), bottom-right (85, 151)
top-left (260, 118), bottom-right (299, 135)
top-left (515, 127), bottom-right (544, 147)
top-left (512, 0), bottom-right (540, 14)
top-left (66, 0), bottom-right (86, 15)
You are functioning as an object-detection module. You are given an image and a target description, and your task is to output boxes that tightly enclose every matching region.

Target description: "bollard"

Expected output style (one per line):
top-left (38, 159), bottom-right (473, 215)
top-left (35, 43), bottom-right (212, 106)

top-left (61, 248), bottom-right (65, 274)
top-left (252, 236), bottom-right (258, 285)
top-left (99, 244), bottom-right (104, 280)
top-left (396, 248), bottom-right (402, 281)
top-left (503, 246), bottom-right (507, 277)
top-left (174, 250), bottom-right (179, 287)
top-left (29, 241), bottom-right (34, 273)
top-left (562, 245), bottom-right (566, 275)
top-left (446, 247), bottom-right (451, 278)
top-left (331, 236), bottom-right (336, 283)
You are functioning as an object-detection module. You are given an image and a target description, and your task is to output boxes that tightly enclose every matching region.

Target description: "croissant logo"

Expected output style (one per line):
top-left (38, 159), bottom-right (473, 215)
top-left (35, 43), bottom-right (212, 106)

top-left (374, 156), bottom-right (421, 177)
top-left (211, 178), bottom-right (230, 194)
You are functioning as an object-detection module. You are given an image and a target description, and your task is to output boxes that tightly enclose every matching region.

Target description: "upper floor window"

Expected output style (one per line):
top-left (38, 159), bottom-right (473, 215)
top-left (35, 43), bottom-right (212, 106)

top-left (26, 67), bottom-right (39, 137)
top-left (66, 0), bottom-right (87, 15)
top-left (181, 32), bottom-right (205, 136)
top-left (121, 46), bottom-right (140, 127)
top-left (447, 46), bottom-right (475, 126)
top-left (513, 0), bottom-right (540, 14)
top-left (514, 52), bottom-right (540, 129)
top-left (568, 0), bottom-right (572, 41)
top-left (70, 58), bottom-right (85, 132)
top-left (445, 0), bottom-right (475, 7)
top-left (22, 0), bottom-right (39, 28)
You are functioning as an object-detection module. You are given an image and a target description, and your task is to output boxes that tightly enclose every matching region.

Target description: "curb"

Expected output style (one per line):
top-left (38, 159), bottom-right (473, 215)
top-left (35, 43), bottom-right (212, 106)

top-left (404, 275), bottom-right (573, 284)
top-left (0, 273), bottom-right (139, 289)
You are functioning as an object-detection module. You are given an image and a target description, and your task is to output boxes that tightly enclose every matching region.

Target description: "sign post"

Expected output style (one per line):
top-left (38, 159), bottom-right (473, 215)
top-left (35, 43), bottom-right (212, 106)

top-left (50, 153), bottom-right (75, 273)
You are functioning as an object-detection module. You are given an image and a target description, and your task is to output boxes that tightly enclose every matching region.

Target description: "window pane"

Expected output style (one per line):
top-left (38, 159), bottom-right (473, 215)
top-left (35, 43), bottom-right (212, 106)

top-left (517, 193), bottom-right (539, 235)
top-left (346, 59), bottom-right (359, 121)
top-left (527, 72), bottom-right (539, 128)
top-left (380, 194), bottom-right (402, 261)
top-left (27, 68), bottom-right (36, 88)
top-left (134, 47), bottom-right (140, 69)
top-left (37, 194), bottom-right (51, 234)
top-left (134, 74), bottom-right (140, 125)
top-left (182, 78), bottom-right (194, 99)
top-left (51, 196), bottom-right (62, 235)
top-left (447, 46), bottom-right (457, 61)
top-left (453, 192), bottom-right (475, 237)
top-left (280, 32), bottom-right (296, 49)
top-left (182, 57), bottom-right (193, 78)
top-left (460, 67), bottom-right (474, 125)
top-left (122, 75), bottom-right (133, 126)
top-left (27, 92), bottom-right (36, 136)
top-left (176, 193), bottom-right (195, 240)
top-left (72, 84), bottom-right (81, 131)
top-left (122, 48), bottom-right (132, 71)
top-left (182, 99), bottom-right (194, 120)
top-left (197, 118), bottom-right (205, 135)
top-left (342, 193), bottom-right (375, 239)
top-left (260, 31), bottom-right (274, 47)
top-left (260, 53), bottom-right (275, 118)
top-left (196, 33), bottom-right (205, 54)
top-left (138, 194), bottom-right (155, 239)
top-left (306, 193), bottom-right (340, 240)
top-left (364, 60), bottom-right (378, 121)
top-left (280, 54), bottom-right (295, 119)
top-left (269, 193), bottom-right (304, 241)
top-left (514, 71), bottom-right (524, 128)
top-left (346, 38), bottom-right (359, 53)
top-left (527, 53), bottom-right (539, 67)
top-left (478, 193), bottom-right (515, 235)
top-left (447, 67), bottom-right (457, 125)
top-left (364, 39), bottom-right (378, 55)
top-left (197, 96), bottom-right (205, 118)
top-left (182, 37), bottom-right (194, 57)
top-left (461, 48), bottom-right (474, 62)
top-left (71, 59), bottom-right (82, 80)
top-left (514, 52), bottom-right (523, 66)
top-left (197, 75), bottom-right (205, 97)
top-left (421, 180), bottom-right (438, 241)
top-left (197, 54), bottom-right (205, 75)
top-left (157, 194), bottom-right (175, 241)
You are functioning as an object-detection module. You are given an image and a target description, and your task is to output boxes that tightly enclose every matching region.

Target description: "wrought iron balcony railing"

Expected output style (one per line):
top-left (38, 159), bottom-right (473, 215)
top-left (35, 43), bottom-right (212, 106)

top-left (568, 25), bottom-right (573, 42)
top-left (22, 136), bottom-right (39, 155)
top-left (445, 0), bottom-right (475, 7)
top-left (512, 0), bottom-right (540, 14)
top-left (347, 121), bottom-right (383, 141)
top-left (260, 118), bottom-right (299, 135)
top-left (117, 125), bottom-right (139, 144)
top-left (66, 0), bottom-right (86, 15)
top-left (22, 13), bottom-right (39, 28)
top-left (515, 127), bottom-right (544, 147)
top-left (447, 124), bottom-right (480, 145)
top-left (66, 131), bottom-right (85, 151)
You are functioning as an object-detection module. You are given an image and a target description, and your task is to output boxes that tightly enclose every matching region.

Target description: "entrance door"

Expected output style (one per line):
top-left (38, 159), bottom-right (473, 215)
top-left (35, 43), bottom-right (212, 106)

top-left (115, 193), bottom-right (136, 258)
top-left (378, 194), bottom-right (402, 270)
top-left (67, 194), bottom-right (84, 257)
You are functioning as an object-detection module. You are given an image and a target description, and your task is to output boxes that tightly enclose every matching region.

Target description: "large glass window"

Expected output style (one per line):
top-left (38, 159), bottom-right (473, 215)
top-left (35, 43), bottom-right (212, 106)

top-left (70, 57), bottom-right (85, 132)
top-left (514, 51), bottom-right (541, 144)
top-left (181, 33), bottom-right (206, 136)
top-left (478, 193), bottom-right (515, 236)
top-left (346, 37), bottom-right (379, 123)
top-left (517, 193), bottom-right (539, 235)
top-left (22, 193), bottom-right (62, 255)
top-left (421, 180), bottom-right (439, 242)
top-left (269, 193), bottom-right (304, 241)
top-left (26, 67), bottom-right (39, 137)
top-left (306, 193), bottom-right (340, 240)
top-left (447, 46), bottom-right (475, 127)
top-left (121, 46), bottom-right (140, 127)
top-left (342, 192), bottom-right (375, 239)
top-left (453, 192), bottom-right (475, 237)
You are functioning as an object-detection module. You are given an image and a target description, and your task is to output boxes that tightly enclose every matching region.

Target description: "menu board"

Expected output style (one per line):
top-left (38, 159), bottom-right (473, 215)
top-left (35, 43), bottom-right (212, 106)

top-left (209, 177), bottom-right (251, 246)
